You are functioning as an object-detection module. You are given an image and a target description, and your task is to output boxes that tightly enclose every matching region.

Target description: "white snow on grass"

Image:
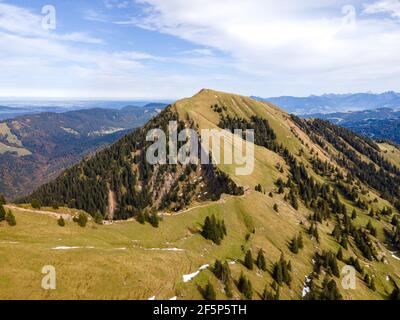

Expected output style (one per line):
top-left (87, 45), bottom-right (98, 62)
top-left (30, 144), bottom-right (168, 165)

top-left (183, 264), bottom-right (209, 283)
top-left (302, 276), bottom-right (312, 298)
top-left (0, 241), bottom-right (19, 244)
top-left (52, 246), bottom-right (96, 250)
top-left (144, 248), bottom-right (185, 252)
top-left (148, 296), bottom-right (156, 300)
top-left (392, 254), bottom-right (400, 261)
top-left (169, 296), bottom-right (177, 300)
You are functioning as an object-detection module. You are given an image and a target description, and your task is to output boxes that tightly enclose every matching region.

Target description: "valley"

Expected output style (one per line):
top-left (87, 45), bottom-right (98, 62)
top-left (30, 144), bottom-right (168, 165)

top-left (0, 104), bottom-right (164, 199)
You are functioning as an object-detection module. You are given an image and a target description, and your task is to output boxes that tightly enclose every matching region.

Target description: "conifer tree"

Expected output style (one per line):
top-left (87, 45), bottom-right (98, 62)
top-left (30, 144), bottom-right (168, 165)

top-left (213, 260), bottom-right (223, 279)
top-left (244, 250), bottom-right (254, 270)
top-left (298, 232), bottom-right (304, 249)
top-left (77, 212), bottom-right (87, 227)
top-left (150, 211), bottom-right (159, 228)
top-left (94, 212), bottom-right (103, 225)
top-left (351, 209), bottom-right (357, 220)
top-left (256, 249), bottom-right (267, 271)
top-left (31, 199), bottom-right (41, 209)
top-left (136, 211), bottom-right (145, 224)
top-left (261, 286), bottom-right (275, 300)
top-left (290, 236), bottom-right (299, 254)
top-left (203, 281), bottom-right (216, 300)
top-left (222, 262), bottom-right (233, 298)
top-left (201, 215), bottom-right (226, 245)
top-left (0, 194), bottom-right (6, 205)
top-left (337, 247), bottom-right (343, 261)
top-left (0, 204), bottom-right (5, 221)
top-left (57, 216), bottom-right (65, 227)
top-left (273, 204), bottom-right (279, 212)
top-left (5, 210), bottom-right (16, 226)
top-left (237, 273), bottom-right (253, 300)
top-left (390, 287), bottom-right (400, 300)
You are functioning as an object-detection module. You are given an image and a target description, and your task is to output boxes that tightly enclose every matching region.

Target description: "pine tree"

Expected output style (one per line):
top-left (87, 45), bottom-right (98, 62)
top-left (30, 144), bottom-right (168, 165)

top-left (351, 209), bottom-right (357, 220)
top-left (136, 211), bottom-right (145, 224)
top-left (94, 212), bottom-right (103, 225)
top-left (337, 248), bottom-right (343, 261)
top-left (370, 278), bottom-right (376, 291)
top-left (320, 277), bottom-right (342, 300)
top-left (340, 236), bottom-right (348, 249)
top-left (256, 249), bottom-right (267, 271)
top-left (0, 204), bottom-right (5, 221)
top-left (5, 210), bottom-right (16, 226)
top-left (290, 236), bottom-right (299, 254)
top-left (261, 286), bottom-right (275, 300)
top-left (150, 211), bottom-right (159, 228)
top-left (203, 281), bottom-right (216, 300)
top-left (298, 233), bottom-right (304, 249)
top-left (0, 194), bottom-right (6, 205)
top-left (273, 204), bottom-right (279, 212)
top-left (77, 212), bottom-right (87, 227)
top-left (390, 288), bottom-right (400, 300)
top-left (237, 273), bottom-right (253, 300)
top-left (222, 262), bottom-right (233, 298)
top-left (201, 215), bottom-right (226, 245)
top-left (31, 199), bottom-right (41, 209)
top-left (273, 260), bottom-right (283, 286)
top-left (213, 260), bottom-right (223, 279)
top-left (57, 216), bottom-right (65, 227)
top-left (244, 250), bottom-right (254, 270)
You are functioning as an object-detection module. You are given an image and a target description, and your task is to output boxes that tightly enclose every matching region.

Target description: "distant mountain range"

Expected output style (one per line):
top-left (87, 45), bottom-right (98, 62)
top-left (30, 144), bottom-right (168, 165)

top-left (303, 107), bottom-right (400, 144)
top-left (0, 100), bottom-right (170, 120)
top-left (0, 104), bottom-right (167, 199)
top-left (252, 91), bottom-right (400, 114)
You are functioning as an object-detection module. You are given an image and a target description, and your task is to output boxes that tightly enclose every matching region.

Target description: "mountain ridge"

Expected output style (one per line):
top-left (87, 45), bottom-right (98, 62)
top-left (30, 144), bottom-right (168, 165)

top-left (253, 91), bottom-right (400, 114)
top-left (5, 89), bottom-right (400, 300)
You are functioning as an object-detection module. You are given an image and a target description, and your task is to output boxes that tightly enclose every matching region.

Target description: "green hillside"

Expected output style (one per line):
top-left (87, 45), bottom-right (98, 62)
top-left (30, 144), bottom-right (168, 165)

top-left (1, 89), bottom-right (399, 300)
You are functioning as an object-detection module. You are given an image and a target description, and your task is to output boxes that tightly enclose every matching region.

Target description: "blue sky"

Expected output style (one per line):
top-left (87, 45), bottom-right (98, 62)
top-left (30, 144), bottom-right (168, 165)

top-left (1, 0), bottom-right (400, 99)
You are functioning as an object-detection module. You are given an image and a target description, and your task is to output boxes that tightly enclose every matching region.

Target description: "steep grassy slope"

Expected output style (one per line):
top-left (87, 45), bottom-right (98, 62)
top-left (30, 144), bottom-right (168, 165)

top-left (1, 89), bottom-right (399, 300)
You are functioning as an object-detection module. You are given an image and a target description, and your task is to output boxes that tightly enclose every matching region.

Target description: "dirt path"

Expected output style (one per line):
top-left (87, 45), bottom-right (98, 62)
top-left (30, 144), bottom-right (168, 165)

top-left (162, 187), bottom-right (250, 217)
top-left (5, 205), bottom-right (73, 221)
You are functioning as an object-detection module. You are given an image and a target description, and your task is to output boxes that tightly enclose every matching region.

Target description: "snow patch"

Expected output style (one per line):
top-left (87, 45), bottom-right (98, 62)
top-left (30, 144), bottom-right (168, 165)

top-left (52, 246), bottom-right (96, 250)
top-left (302, 276), bottom-right (312, 297)
top-left (391, 254), bottom-right (400, 261)
top-left (183, 264), bottom-right (209, 283)
top-left (144, 248), bottom-right (185, 252)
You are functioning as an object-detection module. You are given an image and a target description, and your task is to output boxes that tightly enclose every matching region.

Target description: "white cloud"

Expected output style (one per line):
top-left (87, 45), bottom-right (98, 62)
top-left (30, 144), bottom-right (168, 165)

top-left (104, 0), bottom-right (132, 9)
top-left (363, 0), bottom-right (400, 18)
top-left (130, 0), bottom-right (400, 95)
top-left (0, 2), bottom-right (173, 98)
